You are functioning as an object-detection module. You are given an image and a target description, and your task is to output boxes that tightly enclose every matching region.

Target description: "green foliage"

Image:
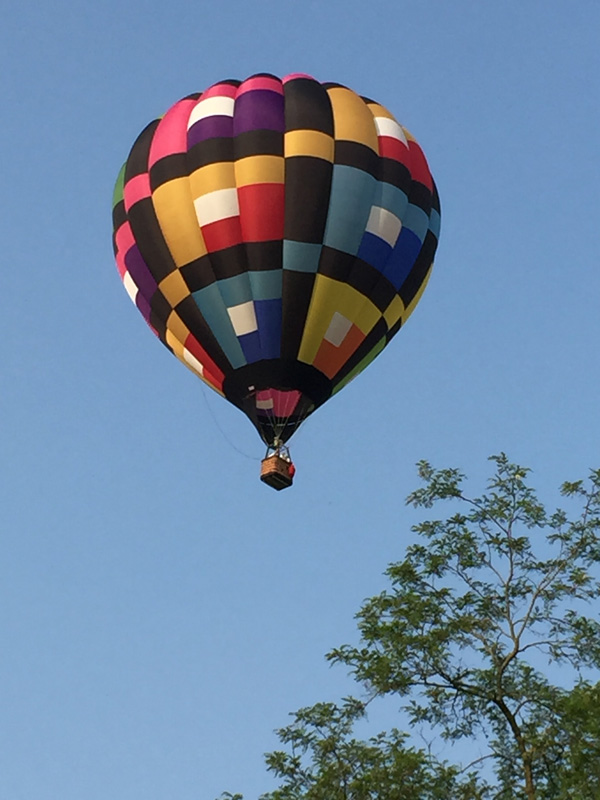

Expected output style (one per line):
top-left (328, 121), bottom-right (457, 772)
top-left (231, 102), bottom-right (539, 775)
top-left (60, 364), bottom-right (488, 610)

top-left (220, 456), bottom-right (600, 800)
top-left (220, 698), bottom-right (484, 800)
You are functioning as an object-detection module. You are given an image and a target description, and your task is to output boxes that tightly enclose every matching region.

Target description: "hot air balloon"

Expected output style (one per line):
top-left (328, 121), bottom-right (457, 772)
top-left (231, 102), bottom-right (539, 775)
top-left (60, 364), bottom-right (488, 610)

top-left (112, 73), bottom-right (440, 489)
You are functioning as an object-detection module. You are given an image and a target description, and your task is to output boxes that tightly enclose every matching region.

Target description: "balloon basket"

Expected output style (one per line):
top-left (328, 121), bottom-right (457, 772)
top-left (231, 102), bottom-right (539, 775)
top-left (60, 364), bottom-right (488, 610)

top-left (260, 455), bottom-right (294, 491)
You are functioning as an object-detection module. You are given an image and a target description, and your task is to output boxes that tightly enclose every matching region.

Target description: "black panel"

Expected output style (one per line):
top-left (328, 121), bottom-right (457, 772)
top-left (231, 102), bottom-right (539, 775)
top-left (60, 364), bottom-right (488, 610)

top-left (124, 120), bottom-right (159, 181)
top-left (379, 158), bottom-right (412, 193)
top-left (245, 240), bottom-right (282, 272)
top-left (398, 230), bottom-right (437, 307)
top-left (149, 288), bottom-right (172, 322)
top-left (112, 200), bottom-right (126, 233)
top-left (234, 129), bottom-right (283, 158)
top-left (281, 270), bottom-right (316, 361)
top-left (223, 359), bottom-right (332, 410)
top-left (187, 138), bottom-right (233, 170)
top-left (208, 244), bottom-right (248, 282)
top-left (150, 153), bottom-right (189, 190)
top-left (334, 140), bottom-right (378, 177)
top-left (180, 255), bottom-right (216, 292)
top-left (284, 77), bottom-right (334, 135)
top-left (126, 197), bottom-right (176, 284)
top-left (174, 295), bottom-right (232, 375)
top-left (332, 318), bottom-right (388, 385)
top-left (347, 260), bottom-right (396, 312)
top-left (362, 272), bottom-right (398, 313)
top-left (317, 247), bottom-right (355, 285)
top-left (181, 245), bottom-right (249, 289)
top-left (284, 157), bottom-right (333, 242)
top-left (387, 317), bottom-right (402, 342)
top-left (408, 180), bottom-right (432, 215)
top-left (149, 309), bottom-right (168, 340)
top-left (432, 179), bottom-right (441, 215)
top-left (315, 248), bottom-right (396, 313)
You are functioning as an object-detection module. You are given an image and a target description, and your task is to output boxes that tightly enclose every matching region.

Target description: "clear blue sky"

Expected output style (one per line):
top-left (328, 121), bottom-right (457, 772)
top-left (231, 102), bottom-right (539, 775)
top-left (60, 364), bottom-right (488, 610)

top-left (1, 2), bottom-right (599, 797)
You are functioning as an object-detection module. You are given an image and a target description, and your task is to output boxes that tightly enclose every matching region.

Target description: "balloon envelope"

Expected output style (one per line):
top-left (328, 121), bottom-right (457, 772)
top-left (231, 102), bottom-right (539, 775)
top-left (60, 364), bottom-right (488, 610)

top-left (112, 73), bottom-right (440, 446)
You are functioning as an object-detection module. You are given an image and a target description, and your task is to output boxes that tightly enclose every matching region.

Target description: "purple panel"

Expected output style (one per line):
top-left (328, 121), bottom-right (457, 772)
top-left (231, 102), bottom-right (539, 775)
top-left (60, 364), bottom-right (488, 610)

top-left (187, 116), bottom-right (234, 147)
top-left (233, 90), bottom-right (285, 135)
top-left (135, 291), bottom-right (152, 323)
top-left (125, 245), bottom-right (158, 299)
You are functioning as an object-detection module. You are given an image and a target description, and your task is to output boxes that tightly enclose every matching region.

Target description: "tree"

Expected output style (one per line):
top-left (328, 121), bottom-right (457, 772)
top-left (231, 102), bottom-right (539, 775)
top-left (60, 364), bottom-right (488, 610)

top-left (219, 696), bottom-right (485, 800)
top-left (220, 456), bottom-right (600, 800)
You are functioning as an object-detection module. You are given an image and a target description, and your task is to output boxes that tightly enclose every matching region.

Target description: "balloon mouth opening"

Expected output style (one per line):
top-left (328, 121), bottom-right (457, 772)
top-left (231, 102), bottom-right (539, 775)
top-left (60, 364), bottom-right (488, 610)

top-left (222, 360), bottom-right (331, 446)
top-left (222, 359), bottom-right (331, 410)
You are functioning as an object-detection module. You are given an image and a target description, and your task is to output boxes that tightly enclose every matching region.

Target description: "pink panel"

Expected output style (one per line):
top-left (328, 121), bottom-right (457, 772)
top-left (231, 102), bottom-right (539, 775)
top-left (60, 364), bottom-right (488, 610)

top-left (201, 81), bottom-right (239, 100)
top-left (123, 173), bottom-right (151, 212)
top-left (282, 73), bottom-right (315, 83)
top-left (148, 98), bottom-right (198, 168)
top-left (115, 251), bottom-right (127, 279)
top-left (257, 389), bottom-right (301, 417)
top-left (236, 76), bottom-right (283, 96)
top-left (114, 220), bottom-right (135, 256)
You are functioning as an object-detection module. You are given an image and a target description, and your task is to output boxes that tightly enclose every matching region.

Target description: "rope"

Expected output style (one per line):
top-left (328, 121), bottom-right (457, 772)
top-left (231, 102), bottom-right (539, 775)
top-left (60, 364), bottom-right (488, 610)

top-left (199, 385), bottom-right (260, 461)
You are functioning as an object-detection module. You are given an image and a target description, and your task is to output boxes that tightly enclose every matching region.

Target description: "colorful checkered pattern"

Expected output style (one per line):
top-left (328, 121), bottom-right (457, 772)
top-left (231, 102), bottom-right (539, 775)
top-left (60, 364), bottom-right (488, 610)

top-left (112, 74), bottom-right (441, 446)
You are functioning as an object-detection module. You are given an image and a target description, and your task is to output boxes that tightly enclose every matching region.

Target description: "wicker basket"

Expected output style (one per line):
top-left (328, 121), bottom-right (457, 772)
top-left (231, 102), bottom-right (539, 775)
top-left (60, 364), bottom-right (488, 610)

top-left (260, 455), bottom-right (294, 490)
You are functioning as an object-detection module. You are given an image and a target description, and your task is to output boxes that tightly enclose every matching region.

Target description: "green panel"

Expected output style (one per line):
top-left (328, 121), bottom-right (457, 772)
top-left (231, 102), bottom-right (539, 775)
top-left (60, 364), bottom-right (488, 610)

top-left (112, 163), bottom-right (126, 208)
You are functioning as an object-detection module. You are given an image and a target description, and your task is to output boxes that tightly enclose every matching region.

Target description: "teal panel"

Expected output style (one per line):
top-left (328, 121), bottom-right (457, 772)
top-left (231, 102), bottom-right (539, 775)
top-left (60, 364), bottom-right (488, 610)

top-left (249, 269), bottom-right (283, 300)
top-left (192, 284), bottom-right (246, 368)
top-left (216, 273), bottom-right (253, 307)
top-left (429, 208), bottom-right (441, 239)
top-left (377, 182), bottom-right (409, 220)
top-left (282, 240), bottom-right (322, 273)
top-left (323, 165), bottom-right (376, 255)
top-left (402, 203), bottom-right (430, 243)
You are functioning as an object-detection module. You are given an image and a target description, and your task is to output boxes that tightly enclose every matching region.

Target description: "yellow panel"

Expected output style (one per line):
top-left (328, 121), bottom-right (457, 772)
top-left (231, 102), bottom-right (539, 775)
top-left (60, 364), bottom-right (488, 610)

top-left (189, 162), bottom-right (236, 196)
top-left (152, 178), bottom-right (207, 265)
top-left (365, 101), bottom-right (396, 121)
top-left (234, 155), bottom-right (284, 186)
top-left (383, 294), bottom-right (405, 329)
top-left (166, 310), bottom-right (189, 343)
top-left (159, 270), bottom-right (190, 307)
top-left (402, 264), bottom-right (433, 323)
top-left (403, 127), bottom-right (417, 143)
top-left (326, 87), bottom-right (378, 151)
top-left (166, 329), bottom-right (186, 359)
top-left (298, 274), bottom-right (380, 364)
top-left (284, 130), bottom-right (334, 161)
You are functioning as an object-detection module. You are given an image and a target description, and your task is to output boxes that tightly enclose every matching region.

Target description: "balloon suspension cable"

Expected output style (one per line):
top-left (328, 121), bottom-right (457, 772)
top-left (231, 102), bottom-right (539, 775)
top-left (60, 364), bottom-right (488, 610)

top-left (200, 385), bottom-right (260, 461)
top-left (261, 393), bottom-right (311, 453)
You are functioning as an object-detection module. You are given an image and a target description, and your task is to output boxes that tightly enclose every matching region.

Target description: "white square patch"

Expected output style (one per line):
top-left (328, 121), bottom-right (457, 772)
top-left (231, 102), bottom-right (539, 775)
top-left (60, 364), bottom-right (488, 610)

top-left (188, 96), bottom-right (235, 128)
top-left (365, 206), bottom-right (402, 248)
top-left (324, 312), bottom-right (352, 347)
top-left (183, 347), bottom-right (204, 376)
top-left (374, 116), bottom-right (408, 145)
top-left (194, 188), bottom-right (239, 227)
top-left (228, 301), bottom-right (258, 336)
top-left (256, 397), bottom-right (274, 410)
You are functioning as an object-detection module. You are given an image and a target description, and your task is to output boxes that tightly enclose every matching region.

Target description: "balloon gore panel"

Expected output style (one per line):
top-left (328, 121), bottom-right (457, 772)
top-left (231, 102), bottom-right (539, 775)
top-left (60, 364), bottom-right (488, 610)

top-left (112, 74), bottom-right (440, 446)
